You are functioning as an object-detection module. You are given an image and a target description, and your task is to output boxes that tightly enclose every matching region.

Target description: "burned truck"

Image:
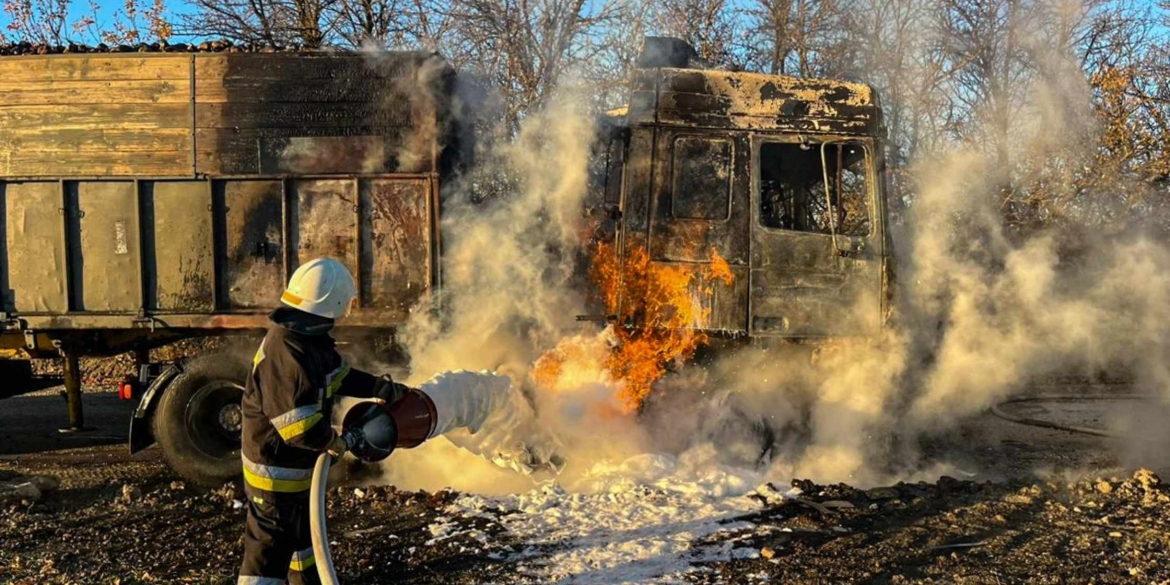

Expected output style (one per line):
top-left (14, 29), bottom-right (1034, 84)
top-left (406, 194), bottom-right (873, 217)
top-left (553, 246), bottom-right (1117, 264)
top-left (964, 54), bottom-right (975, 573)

top-left (590, 38), bottom-right (892, 339)
top-left (0, 38), bottom-right (891, 486)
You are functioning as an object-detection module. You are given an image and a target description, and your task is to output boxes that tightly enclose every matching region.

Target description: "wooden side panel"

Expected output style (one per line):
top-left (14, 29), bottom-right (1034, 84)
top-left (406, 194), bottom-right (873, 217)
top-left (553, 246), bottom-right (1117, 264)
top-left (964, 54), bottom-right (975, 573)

top-left (77, 181), bottom-right (141, 312)
top-left (2, 182), bottom-right (67, 313)
top-left (0, 55), bottom-right (188, 82)
top-left (0, 55), bottom-right (193, 177)
top-left (0, 79), bottom-right (189, 105)
top-left (150, 181), bottom-right (214, 312)
top-left (221, 180), bottom-right (284, 310)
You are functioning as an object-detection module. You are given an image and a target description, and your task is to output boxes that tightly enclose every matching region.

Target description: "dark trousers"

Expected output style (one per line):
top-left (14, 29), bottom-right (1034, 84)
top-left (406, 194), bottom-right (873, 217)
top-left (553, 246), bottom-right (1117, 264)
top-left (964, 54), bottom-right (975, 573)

top-left (238, 485), bottom-right (320, 585)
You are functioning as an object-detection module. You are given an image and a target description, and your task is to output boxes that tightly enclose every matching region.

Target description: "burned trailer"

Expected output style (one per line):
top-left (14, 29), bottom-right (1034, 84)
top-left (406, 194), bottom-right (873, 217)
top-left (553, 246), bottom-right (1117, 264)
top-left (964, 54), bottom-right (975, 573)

top-left (0, 49), bottom-right (457, 484)
top-left (589, 38), bottom-right (893, 339)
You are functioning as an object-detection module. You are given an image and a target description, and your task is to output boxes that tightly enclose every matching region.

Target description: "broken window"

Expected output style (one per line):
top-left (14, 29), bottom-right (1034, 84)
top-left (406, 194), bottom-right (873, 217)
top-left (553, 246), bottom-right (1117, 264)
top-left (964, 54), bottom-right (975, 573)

top-left (671, 136), bottom-right (732, 220)
top-left (758, 141), bottom-right (871, 237)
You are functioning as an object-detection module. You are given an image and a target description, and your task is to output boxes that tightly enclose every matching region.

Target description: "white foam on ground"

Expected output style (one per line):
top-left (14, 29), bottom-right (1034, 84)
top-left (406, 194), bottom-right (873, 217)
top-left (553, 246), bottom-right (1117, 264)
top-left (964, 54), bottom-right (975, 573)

top-left (430, 445), bottom-right (788, 584)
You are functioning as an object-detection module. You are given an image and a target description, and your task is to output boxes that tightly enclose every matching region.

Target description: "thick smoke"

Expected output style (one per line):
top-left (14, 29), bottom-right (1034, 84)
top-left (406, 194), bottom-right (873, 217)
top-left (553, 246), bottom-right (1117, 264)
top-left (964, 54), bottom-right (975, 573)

top-left (380, 85), bottom-right (614, 493)
top-left (379, 23), bottom-right (1170, 493)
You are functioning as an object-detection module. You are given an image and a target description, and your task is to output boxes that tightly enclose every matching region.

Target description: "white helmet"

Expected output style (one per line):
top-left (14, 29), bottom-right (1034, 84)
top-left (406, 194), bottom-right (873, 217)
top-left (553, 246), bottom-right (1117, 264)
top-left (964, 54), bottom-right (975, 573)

top-left (281, 258), bottom-right (357, 319)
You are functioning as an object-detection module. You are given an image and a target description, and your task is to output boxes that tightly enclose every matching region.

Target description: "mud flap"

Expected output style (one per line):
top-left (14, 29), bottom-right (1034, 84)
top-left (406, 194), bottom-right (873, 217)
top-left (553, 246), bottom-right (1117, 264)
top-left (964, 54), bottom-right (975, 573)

top-left (128, 363), bottom-right (182, 455)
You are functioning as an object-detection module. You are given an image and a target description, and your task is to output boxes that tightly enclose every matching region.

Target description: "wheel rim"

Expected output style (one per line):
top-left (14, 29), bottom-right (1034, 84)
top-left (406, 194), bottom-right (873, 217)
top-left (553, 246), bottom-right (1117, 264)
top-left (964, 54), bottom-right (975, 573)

top-left (185, 381), bottom-right (245, 460)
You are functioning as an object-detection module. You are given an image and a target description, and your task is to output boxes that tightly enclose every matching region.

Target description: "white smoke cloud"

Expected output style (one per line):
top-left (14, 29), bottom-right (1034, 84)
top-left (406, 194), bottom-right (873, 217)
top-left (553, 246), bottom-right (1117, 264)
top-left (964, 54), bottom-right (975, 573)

top-left (378, 18), bottom-right (1170, 494)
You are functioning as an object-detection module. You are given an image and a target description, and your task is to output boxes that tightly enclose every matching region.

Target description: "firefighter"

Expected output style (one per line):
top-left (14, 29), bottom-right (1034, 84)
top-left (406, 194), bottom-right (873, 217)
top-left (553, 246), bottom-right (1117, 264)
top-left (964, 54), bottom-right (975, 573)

top-left (238, 257), bottom-right (408, 585)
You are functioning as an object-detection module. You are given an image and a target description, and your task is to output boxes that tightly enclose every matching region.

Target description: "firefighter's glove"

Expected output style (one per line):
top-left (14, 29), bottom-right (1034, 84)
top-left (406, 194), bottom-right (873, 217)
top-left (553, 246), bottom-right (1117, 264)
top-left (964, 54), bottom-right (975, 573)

top-left (373, 374), bottom-right (410, 406)
top-left (327, 433), bottom-right (348, 459)
top-left (327, 429), bottom-right (363, 460)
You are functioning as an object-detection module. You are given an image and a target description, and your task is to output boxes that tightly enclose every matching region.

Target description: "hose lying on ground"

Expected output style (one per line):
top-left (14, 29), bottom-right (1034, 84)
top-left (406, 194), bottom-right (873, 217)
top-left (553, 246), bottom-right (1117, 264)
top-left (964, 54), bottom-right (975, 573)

top-left (989, 394), bottom-right (1151, 438)
top-left (311, 452), bottom-right (341, 585)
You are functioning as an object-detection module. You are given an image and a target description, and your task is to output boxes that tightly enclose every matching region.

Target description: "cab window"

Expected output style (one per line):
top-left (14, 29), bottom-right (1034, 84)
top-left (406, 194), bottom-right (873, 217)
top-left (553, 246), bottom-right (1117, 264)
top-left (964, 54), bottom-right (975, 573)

top-left (672, 136), bottom-right (732, 220)
top-left (758, 141), bottom-right (870, 236)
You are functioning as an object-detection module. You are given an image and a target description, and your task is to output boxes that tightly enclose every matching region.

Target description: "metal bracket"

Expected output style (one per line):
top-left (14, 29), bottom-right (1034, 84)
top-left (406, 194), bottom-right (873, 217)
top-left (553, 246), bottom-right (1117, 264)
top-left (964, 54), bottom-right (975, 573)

top-left (133, 309), bottom-right (159, 332)
top-left (2, 314), bottom-right (25, 331)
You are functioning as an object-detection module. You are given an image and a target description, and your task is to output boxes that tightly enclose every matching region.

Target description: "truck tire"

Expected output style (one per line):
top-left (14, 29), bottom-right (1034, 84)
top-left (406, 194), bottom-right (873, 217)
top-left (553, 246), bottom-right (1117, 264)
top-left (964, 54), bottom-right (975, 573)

top-left (153, 352), bottom-right (250, 487)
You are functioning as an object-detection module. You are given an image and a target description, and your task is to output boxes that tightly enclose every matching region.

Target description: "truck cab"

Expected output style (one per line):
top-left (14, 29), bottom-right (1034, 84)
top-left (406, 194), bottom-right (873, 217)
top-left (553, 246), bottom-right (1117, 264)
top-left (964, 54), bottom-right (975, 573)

top-left (593, 38), bottom-right (892, 339)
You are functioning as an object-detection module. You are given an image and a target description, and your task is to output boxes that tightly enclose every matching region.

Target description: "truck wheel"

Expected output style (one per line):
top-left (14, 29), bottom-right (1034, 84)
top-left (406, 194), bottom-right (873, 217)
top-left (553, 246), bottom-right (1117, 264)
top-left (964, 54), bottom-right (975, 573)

top-left (153, 353), bottom-right (250, 487)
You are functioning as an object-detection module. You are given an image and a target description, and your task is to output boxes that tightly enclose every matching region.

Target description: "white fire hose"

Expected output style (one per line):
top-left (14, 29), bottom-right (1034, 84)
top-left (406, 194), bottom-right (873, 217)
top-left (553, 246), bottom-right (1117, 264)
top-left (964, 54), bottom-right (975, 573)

top-left (310, 453), bottom-right (342, 585)
top-left (308, 371), bottom-right (528, 585)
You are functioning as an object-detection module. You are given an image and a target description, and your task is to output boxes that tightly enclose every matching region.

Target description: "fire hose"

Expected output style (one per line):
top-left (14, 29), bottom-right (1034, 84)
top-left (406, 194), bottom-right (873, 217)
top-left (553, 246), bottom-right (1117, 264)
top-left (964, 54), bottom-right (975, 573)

top-left (310, 452), bottom-right (342, 585)
top-left (306, 370), bottom-right (547, 585)
top-left (988, 392), bottom-right (1152, 438)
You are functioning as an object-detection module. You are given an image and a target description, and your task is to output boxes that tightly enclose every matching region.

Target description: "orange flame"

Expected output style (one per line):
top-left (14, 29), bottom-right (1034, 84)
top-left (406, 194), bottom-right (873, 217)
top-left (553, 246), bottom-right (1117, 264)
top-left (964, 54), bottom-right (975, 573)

top-left (564, 243), bottom-right (735, 411)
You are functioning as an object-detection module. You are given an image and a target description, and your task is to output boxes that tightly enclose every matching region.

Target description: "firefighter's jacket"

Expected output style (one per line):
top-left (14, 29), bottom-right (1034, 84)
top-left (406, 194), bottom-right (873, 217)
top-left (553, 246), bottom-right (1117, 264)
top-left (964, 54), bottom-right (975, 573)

top-left (241, 307), bottom-right (376, 494)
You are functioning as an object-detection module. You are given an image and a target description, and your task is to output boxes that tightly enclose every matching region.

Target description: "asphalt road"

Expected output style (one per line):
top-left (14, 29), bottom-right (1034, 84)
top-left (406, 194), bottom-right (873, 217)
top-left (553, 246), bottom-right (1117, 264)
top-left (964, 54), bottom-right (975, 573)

top-left (0, 389), bottom-right (136, 456)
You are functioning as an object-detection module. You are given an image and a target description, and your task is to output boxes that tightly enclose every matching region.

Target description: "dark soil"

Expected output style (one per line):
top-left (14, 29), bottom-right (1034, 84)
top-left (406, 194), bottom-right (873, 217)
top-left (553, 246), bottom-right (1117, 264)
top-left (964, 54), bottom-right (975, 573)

top-left (691, 470), bottom-right (1170, 584)
top-left (0, 447), bottom-right (516, 585)
top-left (2, 379), bottom-right (1167, 584)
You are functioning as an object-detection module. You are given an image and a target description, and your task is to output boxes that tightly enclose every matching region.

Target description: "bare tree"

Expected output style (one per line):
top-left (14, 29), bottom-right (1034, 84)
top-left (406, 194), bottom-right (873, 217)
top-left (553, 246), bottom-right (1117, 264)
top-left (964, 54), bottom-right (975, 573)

top-left (179, 0), bottom-right (338, 48)
top-left (741, 0), bottom-right (848, 77)
top-left (654, 0), bottom-right (739, 67)
top-left (3, 0), bottom-right (71, 45)
top-left (73, 0), bottom-right (172, 45)
top-left (582, 0), bottom-right (652, 111)
top-left (445, 0), bottom-right (625, 125)
top-left (334, 0), bottom-right (403, 46)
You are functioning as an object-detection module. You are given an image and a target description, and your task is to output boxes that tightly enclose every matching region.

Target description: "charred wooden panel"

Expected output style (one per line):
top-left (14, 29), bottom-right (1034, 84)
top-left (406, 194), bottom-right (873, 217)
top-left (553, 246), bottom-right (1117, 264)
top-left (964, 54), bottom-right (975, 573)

top-left (359, 179), bottom-right (431, 314)
top-left (194, 52), bottom-right (452, 176)
top-left (221, 180), bottom-right (284, 310)
top-left (148, 181), bottom-right (214, 312)
top-left (195, 127), bottom-right (398, 175)
top-left (76, 181), bottom-right (141, 312)
top-left (195, 75), bottom-right (387, 104)
top-left (260, 136), bottom-right (387, 175)
top-left (290, 179), bottom-right (359, 275)
top-left (195, 54), bottom-right (389, 82)
top-left (2, 181), bottom-right (67, 312)
top-left (195, 102), bottom-right (409, 130)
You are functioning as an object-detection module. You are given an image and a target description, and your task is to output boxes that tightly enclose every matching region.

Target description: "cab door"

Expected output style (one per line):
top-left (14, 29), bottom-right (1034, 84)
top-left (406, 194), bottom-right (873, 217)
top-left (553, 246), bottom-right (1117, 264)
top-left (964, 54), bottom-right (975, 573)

top-left (645, 129), bottom-right (750, 332)
top-left (749, 136), bottom-right (883, 337)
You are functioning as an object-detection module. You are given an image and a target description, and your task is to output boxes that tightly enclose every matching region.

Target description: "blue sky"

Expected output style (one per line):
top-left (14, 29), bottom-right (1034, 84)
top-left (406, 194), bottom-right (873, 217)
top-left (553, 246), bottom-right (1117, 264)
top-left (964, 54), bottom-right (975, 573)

top-left (3, 0), bottom-right (1167, 45)
top-left (0, 0), bottom-right (194, 42)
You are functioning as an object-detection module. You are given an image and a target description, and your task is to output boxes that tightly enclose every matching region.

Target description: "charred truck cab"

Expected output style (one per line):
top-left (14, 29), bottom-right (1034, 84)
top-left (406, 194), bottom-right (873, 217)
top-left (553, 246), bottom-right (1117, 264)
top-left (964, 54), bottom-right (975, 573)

top-left (591, 37), bottom-right (893, 339)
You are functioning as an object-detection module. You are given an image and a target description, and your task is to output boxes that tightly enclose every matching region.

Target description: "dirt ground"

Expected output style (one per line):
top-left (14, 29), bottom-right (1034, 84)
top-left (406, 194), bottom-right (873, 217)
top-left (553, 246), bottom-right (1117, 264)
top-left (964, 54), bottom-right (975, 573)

top-left (1, 387), bottom-right (1168, 585)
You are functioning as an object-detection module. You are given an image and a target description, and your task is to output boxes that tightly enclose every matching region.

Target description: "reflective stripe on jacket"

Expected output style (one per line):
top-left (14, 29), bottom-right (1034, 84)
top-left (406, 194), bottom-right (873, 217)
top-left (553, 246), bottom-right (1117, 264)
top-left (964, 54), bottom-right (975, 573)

top-left (240, 308), bottom-right (376, 492)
